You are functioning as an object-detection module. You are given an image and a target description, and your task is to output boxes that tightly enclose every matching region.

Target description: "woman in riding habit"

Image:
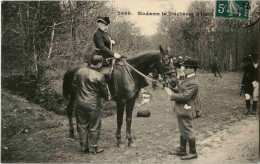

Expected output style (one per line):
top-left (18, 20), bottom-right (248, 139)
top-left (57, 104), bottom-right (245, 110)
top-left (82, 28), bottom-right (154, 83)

top-left (92, 16), bottom-right (121, 66)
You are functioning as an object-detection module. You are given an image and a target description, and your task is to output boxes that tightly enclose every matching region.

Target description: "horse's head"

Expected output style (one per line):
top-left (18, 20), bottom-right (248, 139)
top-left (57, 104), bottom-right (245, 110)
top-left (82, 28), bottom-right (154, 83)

top-left (158, 45), bottom-right (171, 78)
top-left (126, 46), bottom-right (171, 80)
top-left (160, 45), bottom-right (170, 65)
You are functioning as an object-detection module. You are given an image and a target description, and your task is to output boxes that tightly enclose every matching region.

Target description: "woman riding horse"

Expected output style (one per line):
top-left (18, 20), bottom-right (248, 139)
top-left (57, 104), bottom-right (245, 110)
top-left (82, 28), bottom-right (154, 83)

top-left (64, 42), bottom-right (168, 147)
top-left (92, 16), bottom-right (121, 66)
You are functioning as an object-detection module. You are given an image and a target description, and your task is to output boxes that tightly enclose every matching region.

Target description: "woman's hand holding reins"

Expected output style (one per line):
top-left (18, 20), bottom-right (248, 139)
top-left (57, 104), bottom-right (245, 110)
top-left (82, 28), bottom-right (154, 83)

top-left (114, 53), bottom-right (121, 59)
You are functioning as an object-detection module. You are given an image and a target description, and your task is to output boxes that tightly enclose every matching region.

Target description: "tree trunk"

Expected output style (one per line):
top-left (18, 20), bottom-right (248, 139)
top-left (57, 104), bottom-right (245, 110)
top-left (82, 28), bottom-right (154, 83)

top-left (48, 22), bottom-right (56, 59)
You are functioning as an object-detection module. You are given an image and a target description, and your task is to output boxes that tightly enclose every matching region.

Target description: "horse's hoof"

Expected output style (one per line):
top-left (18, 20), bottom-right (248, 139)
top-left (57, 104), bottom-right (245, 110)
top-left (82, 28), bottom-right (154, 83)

top-left (128, 142), bottom-right (136, 148)
top-left (118, 144), bottom-right (125, 148)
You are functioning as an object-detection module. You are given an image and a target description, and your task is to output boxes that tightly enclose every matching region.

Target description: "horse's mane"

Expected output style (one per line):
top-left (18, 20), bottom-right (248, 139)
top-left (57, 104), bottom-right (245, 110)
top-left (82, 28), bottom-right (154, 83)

top-left (126, 50), bottom-right (161, 68)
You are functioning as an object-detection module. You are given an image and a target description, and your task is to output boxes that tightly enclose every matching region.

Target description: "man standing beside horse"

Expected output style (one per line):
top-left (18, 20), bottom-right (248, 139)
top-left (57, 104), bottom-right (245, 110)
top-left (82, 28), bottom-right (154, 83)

top-left (165, 58), bottom-right (201, 160)
top-left (73, 55), bottom-right (111, 154)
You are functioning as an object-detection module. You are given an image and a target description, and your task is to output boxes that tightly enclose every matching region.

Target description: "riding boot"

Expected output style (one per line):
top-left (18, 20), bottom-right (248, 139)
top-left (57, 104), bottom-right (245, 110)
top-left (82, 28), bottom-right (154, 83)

top-left (251, 101), bottom-right (257, 115)
top-left (181, 138), bottom-right (197, 160)
top-left (244, 100), bottom-right (251, 115)
top-left (169, 136), bottom-right (187, 156)
top-left (80, 141), bottom-right (89, 153)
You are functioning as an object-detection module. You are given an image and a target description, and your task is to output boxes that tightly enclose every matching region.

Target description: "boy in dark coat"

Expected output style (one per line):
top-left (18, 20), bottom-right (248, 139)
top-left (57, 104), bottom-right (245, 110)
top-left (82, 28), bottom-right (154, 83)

top-left (165, 58), bottom-right (201, 160)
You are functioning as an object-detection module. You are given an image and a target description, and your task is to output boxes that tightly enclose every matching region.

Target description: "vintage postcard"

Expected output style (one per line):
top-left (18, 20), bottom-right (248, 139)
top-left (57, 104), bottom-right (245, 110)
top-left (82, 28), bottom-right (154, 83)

top-left (1, 0), bottom-right (259, 163)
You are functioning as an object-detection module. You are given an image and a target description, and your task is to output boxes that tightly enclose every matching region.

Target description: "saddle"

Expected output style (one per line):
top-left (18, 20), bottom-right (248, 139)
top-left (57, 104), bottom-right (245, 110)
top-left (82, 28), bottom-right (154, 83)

top-left (100, 58), bottom-right (126, 79)
top-left (100, 58), bottom-right (135, 99)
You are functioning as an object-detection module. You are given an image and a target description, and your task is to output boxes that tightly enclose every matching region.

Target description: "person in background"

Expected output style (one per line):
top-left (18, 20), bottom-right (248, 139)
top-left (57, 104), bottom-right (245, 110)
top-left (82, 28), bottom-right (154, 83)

top-left (73, 55), bottom-right (111, 154)
top-left (165, 58), bottom-right (201, 160)
top-left (179, 63), bottom-right (185, 80)
top-left (241, 54), bottom-right (258, 115)
top-left (175, 56), bottom-right (183, 69)
top-left (172, 57), bottom-right (177, 67)
top-left (163, 55), bottom-right (175, 78)
top-left (212, 56), bottom-right (222, 78)
top-left (151, 69), bottom-right (159, 90)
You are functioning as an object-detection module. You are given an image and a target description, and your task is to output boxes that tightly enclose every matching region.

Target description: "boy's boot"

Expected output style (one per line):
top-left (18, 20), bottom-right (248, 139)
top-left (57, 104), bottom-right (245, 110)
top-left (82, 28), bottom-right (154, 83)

top-left (251, 101), bottom-right (257, 115)
top-left (181, 138), bottom-right (198, 160)
top-left (170, 136), bottom-right (187, 156)
top-left (244, 100), bottom-right (251, 115)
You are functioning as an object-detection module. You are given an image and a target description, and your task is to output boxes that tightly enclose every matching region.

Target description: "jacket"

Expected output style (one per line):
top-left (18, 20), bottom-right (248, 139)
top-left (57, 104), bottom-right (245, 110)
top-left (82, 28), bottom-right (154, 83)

top-left (74, 66), bottom-right (110, 109)
top-left (170, 75), bottom-right (201, 119)
top-left (93, 28), bottom-right (115, 65)
top-left (242, 63), bottom-right (259, 95)
top-left (212, 59), bottom-right (221, 72)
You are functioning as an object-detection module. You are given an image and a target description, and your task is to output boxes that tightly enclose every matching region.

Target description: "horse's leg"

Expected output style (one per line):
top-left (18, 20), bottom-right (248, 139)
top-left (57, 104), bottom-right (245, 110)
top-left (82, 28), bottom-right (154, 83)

top-left (66, 94), bottom-right (75, 138)
top-left (125, 98), bottom-right (136, 147)
top-left (116, 99), bottom-right (126, 147)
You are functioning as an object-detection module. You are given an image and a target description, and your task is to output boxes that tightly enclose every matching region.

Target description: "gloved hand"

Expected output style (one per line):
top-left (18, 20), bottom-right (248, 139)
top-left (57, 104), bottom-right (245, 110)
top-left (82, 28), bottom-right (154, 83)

top-left (114, 53), bottom-right (121, 59)
top-left (172, 88), bottom-right (179, 93)
top-left (111, 40), bottom-right (116, 44)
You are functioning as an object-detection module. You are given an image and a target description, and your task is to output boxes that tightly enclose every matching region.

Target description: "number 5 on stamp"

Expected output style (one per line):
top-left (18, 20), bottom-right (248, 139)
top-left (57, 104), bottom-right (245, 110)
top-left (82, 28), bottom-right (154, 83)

top-left (215, 0), bottom-right (249, 19)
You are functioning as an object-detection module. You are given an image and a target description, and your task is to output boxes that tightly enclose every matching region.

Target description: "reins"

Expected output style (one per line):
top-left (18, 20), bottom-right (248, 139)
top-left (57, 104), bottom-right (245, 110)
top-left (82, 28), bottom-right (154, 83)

top-left (121, 59), bottom-right (157, 82)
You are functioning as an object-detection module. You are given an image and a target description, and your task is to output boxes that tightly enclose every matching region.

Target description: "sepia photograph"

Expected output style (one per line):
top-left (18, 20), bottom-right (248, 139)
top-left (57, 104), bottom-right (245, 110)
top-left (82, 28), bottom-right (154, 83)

top-left (1, 0), bottom-right (259, 163)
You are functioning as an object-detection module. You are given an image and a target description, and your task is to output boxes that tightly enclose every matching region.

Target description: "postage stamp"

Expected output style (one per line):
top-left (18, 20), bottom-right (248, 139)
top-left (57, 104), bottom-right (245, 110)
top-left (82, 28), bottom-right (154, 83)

top-left (215, 0), bottom-right (250, 19)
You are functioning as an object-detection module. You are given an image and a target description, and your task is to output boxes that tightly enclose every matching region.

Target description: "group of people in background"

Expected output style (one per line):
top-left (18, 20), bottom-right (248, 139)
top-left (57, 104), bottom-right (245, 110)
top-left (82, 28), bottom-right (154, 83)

top-left (151, 55), bottom-right (198, 90)
top-left (151, 54), bottom-right (223, 90)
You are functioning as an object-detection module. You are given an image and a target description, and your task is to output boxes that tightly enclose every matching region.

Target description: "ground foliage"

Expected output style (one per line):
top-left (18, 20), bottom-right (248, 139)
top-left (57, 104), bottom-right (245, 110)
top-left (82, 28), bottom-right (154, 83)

top-left (2, 72), bottom-right (258, 163)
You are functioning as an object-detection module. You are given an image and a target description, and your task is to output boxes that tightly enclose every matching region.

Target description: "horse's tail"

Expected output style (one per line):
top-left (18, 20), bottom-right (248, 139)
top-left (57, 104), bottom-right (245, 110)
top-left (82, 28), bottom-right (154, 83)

top-left (63, 71), bottom-right (70, 100)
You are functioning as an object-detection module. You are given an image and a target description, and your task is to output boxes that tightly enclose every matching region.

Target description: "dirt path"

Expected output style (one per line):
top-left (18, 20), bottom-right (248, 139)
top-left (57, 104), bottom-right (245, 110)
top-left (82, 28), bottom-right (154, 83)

top-left (2, 86), bottom-right (259, 163)
top-left (194, 116), bottom-right (259, 163)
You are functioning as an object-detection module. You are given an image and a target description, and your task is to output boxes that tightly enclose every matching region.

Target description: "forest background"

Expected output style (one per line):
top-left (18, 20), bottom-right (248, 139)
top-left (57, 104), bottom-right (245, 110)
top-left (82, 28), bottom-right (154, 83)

top-left (1, 1), bottom-right (259, 113)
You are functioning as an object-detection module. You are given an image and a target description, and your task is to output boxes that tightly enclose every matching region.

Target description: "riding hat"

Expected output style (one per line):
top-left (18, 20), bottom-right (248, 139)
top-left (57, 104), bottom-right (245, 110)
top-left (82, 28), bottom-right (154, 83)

top-left (96, 16), bottom-right (110, 25)
top-left (252, 51), bottom-right (259, 60)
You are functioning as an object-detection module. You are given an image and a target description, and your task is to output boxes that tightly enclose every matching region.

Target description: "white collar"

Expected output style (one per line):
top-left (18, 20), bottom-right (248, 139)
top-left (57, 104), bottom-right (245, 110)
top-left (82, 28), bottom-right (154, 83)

top-left (187, 73), bottom-right (196, 78)
top-left (253, 63), bottom-right (258, 68)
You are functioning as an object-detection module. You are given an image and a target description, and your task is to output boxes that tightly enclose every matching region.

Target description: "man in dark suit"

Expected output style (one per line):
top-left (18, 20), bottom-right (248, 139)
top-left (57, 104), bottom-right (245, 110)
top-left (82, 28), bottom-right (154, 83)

top-left (165, 58), bottom-right (201, 160)
top-left (242, 54), bottom-right (258, 115)
top-left (73, 55), bottom-right (111, 154)
top-left (212, 56), bottom-right (222, 78)
top-left (92, 16), bottom-right (121, 66)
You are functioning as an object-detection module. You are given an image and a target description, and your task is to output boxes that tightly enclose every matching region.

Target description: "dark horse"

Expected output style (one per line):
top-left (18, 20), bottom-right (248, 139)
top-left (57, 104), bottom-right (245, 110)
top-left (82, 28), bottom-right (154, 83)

top-left (63, 46), bottom-right (168, 147)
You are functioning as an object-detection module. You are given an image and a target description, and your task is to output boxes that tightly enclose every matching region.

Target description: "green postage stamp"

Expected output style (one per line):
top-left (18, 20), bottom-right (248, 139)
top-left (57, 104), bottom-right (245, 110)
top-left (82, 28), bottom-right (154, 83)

top-left (215, 0), bottom-right (250, 19)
